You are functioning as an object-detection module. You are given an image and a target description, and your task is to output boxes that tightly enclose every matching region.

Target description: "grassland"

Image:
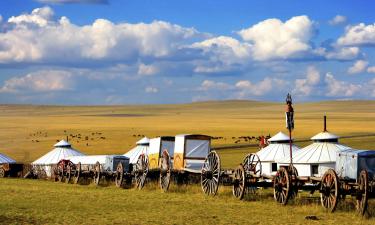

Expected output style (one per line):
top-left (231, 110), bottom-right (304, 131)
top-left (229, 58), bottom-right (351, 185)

top-left (1, 100), bottom-right (375, 224)
top-left (1, 178), bottom-right (375, 225)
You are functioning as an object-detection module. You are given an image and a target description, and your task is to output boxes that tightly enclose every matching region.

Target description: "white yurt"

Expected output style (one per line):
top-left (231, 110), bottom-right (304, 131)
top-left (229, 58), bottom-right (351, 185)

top-left (123, 137), bottom-right (150, 164)
top-left (256, 131), bottom-right (300, 176)
top-left (277, 131), bottom-right (351, 177)
top-left (32, 140), bottom-right (85, 177)
top-left (0, 153), bottom-right (16, 164)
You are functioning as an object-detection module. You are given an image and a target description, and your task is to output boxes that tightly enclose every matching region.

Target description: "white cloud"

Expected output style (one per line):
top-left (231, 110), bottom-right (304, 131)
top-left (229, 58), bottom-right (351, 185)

top-left (145, 86), bottom-right (158, 93)
top-left (367, 66), bottom-right (375, 73)
top-left (238, 15), bottom-right (315, 60)
top-left (235, 78), bottom-right (284, 97)
top-left (329, 15), bottom-right (347, 26)
top-left (138, 63), bottom-right (159, 76)
top-left (0, 70), bottom-right (73, 93)
top-left (198, 80), bottom-right (232, 91)
top-left (0, 7), bottom-right (200, 64)
top-left (325, 72), bottom-right (361, 97)
top-left (324, 46), bottom-right (359, 60)
top-left (293, 66), bottom-right (320, 96)
top-left (337, 23), bottom-right (375, 46)
top-left (347, 60), bottom-right (368, 74)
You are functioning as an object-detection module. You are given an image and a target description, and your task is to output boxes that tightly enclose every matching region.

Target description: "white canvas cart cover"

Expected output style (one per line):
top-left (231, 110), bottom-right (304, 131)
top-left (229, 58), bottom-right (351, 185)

top-left (336, 149), bottom-right (375, 180)
top-left (67, 155), bottom-right (129, 172)
top-left (124, 137), bottom-right (150, 164)
top-left (257, 132), bottom-right (300, 162)
top-left (0, 153), bottom-right (16, 164)
top-left (149, 137), bottom-right (175, 157)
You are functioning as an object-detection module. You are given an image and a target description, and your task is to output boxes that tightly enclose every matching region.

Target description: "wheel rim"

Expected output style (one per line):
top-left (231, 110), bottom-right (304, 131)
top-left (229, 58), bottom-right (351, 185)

top-left (74, 162), bottom-right (81, 184)
top-left (65, 165), bottom-right (72, 184)
top-left (201, 151), bottom-right (221, 196)
top-left (135, 154), bottom-right (148, 190)
top-left (159, 150), bottom-right (171, 192)
top-left (243, 153), bottom-right (262, 176)
top-left (289, 166), bottom-right (299, 199)
top-left (356, 170), bottom-right (369, 216)
top-left (57, 165), bottom-right (64, 182)
top-left (320, 169), bottom-right (339, 213)
top-left (0, 168), bottom-right (5, 178)
top-left (232, 164), bottom-right (245, 200)
top-left (94, 161), bottom-right (101, 186)
top-left (273, 167), bottom-right (290, 205)
top-left (115, 162), bottom-right (124, 188)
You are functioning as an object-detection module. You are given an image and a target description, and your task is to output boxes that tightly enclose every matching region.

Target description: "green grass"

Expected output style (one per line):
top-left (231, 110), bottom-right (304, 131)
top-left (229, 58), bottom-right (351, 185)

top-left (0, 178), bottom-right (374, 225)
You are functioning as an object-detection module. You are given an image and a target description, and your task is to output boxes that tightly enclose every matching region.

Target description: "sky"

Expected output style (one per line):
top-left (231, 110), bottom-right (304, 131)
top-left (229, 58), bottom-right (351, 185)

top-left (0, 0), bottom-right (375, 105)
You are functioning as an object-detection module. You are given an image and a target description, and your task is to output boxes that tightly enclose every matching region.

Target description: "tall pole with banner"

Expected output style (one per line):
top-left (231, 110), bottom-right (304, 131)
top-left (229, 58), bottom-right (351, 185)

top-left (285, 93), bottom-right (294, 168)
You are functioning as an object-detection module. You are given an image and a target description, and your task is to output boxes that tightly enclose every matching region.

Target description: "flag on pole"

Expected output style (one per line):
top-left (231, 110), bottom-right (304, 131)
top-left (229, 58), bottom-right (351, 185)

top-left (285, 93), bottom-right (294, 130)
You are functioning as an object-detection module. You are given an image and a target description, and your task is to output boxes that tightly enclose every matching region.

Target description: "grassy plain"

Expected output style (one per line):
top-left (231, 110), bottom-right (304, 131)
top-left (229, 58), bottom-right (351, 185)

top-left (1, 100), bottom-right (375, 224)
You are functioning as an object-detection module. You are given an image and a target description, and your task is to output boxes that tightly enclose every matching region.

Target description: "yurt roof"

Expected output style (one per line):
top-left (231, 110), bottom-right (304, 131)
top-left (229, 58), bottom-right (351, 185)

top-left (32, 141), bottom-right (85, 165)
top-left (123, 145), bottom-right (149, 164)
top-left (136, 137), bottom-right (150, 145)
top-left (311, 131), bottom-right (339, 141)
top-left (277, 142), bottom-right (351, 164)
top-left (256, 143), bottom-right (300, 162)
top-left (0, 153), bottom-right (16, 164)
top-left (268, 131), bottom-right (291, 143)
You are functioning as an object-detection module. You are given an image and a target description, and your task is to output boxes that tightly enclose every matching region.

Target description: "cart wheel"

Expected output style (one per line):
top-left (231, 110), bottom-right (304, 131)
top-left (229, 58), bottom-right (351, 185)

top-left (289, 166), bottom-right (299, 199)
top-left (93, 161), bottom-right (101, 186)
top-left (115, 162), bottom-right (124, 188)
top-left (356, 170), bottom-right (369, 216)
top-left (74, 162), bottom-right (81, 184)
top-left (0, 167), bottom-right (5, 178)
top-left (201, 151), bottom-right (221, 196)
top-left (233, 164), bottom-right (245, 200)
top-left (65, 164), bottom-right (72, 184)
top-left (320, 169), bottom-right (339, 213)
top-left (243, 153), bottom-right (262, 176)
top-left (135, 154), bottom-right (149, 190)
top-left (274, 167), bottom-right (291, 205)
top-left (159, 150), bottom-right (171, 192)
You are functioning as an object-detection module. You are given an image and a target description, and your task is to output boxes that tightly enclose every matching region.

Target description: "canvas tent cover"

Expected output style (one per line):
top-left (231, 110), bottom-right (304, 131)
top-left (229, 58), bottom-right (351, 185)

top-left (124, 137), bottom-right (150, 164)
top-left (257, 132), bottom-right (300, 162)
top-left (32, 140), bottom-right (85, 165)
top-left (67, 155), bottom-right (130, 171)
top-left (336, 149), bottom-right (375, 180)
top-left (0, 153), bottom-right (16, 164)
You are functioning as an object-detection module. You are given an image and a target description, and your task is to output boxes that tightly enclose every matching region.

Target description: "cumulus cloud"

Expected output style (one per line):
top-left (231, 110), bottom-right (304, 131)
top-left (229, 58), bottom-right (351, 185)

top-left (36, 0), bottom-right (108, 4)
top-left (337, 23), bottom-right (375, 46)
top-left (293, 66), bottom-right (320, 96)
top-left (329, 15), bottom-right (347, 26)
top-left (235, 77), bottom-right (286, 97)
top-left (367, 66), bottom-right (375, 73)
top-left (0, 70), bottom-right (73, 93)
top-left (0, 7), bottom-right (200, 64)
top-left (145, 86), bottom-right (158, 93)
top-left (324, 46), bottom-right (359, 61)
top-left (238, 15), bottom-right (315, 60)
top-left (347, 60), bottom-right (368, 74)
top-left (138, 63), bottom-right (159, 76)
top-left (325, 72), bottom-right (361, 97)
top-left (198, 80), bottom-right (233, 91)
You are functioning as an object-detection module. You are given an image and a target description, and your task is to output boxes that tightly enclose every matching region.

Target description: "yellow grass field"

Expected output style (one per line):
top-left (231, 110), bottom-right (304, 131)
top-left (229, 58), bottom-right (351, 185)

top-left (1, 100), bottom-right (375, 224)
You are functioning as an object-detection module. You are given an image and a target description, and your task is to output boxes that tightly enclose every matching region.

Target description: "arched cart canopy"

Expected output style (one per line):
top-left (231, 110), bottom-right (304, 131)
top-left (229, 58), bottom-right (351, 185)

top-left (0, 153), bottom-right (16, 164)
top-left (124, 137), bottom-right (150, 164)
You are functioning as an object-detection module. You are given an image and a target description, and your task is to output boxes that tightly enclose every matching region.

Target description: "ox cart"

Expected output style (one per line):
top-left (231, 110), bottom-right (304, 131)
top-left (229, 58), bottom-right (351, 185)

top-left (55, 155), bottom-right (131, 186)
top-left (0, 163), bottom-right (25, 178)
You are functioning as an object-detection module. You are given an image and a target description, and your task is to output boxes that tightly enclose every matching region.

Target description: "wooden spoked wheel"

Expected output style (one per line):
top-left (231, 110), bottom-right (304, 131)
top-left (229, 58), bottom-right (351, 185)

top-left (243, 153), bottom-right (262, 176)
top-left (57, 164), bottom-right (64, 182)
top-left (93, 161), bottom-right (101, 186)
top-left (0, 167), bottom-right (5, 178)
top-left (74, 162), bottom-right (81, 184)
top-left (233, 164), bottom-right (245, 200)
top-left (356, 170), bottom-right (369, 216)
top-left (289, 166), bottom-right (299, 199)
top-left (65, 164), bottom-right (72, 184)
top-left (274, 167), bottom-right (291, 205)
top-left (135, 154), bottom-right (149, 190)
top-left (320, 169), bottom-right (339, 213)
top-left (201, 151), bottom-right (221, 196)
top-left (159, 151), bottom-right (171, 192)
top-left (115, 162), bottom-right (124, 188)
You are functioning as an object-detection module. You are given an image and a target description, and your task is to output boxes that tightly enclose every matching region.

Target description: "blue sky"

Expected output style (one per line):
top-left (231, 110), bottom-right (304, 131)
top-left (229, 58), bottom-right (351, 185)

top-left (0, 0), bottom-right (375, 104)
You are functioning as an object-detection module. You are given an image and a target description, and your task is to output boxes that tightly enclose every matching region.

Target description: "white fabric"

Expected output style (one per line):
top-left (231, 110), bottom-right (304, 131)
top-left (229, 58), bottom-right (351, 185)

top-left (54, 140), bottom-right (71, 147)
top-left (32, 141), bottom-right (85, 165)
top-left (0, 153), bottom-right (16, 164)
top-left (311, 131), bottom-right (339, 141)
top-left (136, 137), bottom-right (150, 145)
top-left (268, 131), bottom-right (291, 142)
top-left (185, 139), bottom-right (210, 158)
top-left (124, 145), bottom-right (149, 164)
top-left (257, 143), bottom-right (300, 162)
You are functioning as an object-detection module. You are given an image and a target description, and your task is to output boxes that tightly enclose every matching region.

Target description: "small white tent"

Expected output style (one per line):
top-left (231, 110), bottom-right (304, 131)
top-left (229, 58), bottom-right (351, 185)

top-left (32, 140), bottom-right (85, 177)
top-left (0, 153), bottom-right (16, 164)
top-left (123, 137), bottom-right (150, 164)
top-left (256, 132), bottom-right (300, 176)
top-left (277, 131), bottom-right (351, 177)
